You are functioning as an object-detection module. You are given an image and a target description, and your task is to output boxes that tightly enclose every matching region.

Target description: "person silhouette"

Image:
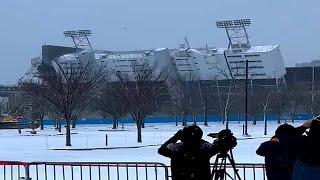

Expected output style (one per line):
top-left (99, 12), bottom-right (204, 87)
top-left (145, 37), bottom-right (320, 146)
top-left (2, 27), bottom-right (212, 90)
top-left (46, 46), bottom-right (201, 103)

top-left (256, 124), bottom-right (297, 180)
top-left (158, 125), bottom-right (218, 180)
top-left (292, 117), bottom-right (320, 180)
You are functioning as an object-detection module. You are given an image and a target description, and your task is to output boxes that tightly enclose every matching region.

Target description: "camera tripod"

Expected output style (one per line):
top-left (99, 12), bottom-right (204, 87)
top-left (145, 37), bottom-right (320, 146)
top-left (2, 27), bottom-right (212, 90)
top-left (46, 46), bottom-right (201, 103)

top-left (211, 149), bottom-right (241, 180)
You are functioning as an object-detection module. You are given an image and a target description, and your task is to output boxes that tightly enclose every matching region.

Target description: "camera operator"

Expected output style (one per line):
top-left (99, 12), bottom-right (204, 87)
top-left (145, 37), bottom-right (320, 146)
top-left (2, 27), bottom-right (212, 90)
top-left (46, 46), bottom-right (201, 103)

top-left (292, 117), bottom-right (320, 179)
top-left (158, 125), bottom-right (218, 180)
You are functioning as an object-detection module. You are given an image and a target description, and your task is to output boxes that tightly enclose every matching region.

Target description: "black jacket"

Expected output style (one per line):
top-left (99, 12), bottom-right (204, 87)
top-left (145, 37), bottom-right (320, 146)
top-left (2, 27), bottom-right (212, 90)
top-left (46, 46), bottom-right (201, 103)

top-left (158, 139), bottom-right (218, 180)
top-left (256, 126), bottom-right (307, 180)
top-left (256, 138), bottom-right (296, 180)
top-left (296, 133), bottom-right (320, 165)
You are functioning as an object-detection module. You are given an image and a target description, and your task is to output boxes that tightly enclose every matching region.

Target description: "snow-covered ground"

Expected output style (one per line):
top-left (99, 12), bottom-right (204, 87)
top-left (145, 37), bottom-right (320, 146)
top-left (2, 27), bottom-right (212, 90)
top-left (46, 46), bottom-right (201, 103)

top-left (0, 120), bottom-right (307, 164)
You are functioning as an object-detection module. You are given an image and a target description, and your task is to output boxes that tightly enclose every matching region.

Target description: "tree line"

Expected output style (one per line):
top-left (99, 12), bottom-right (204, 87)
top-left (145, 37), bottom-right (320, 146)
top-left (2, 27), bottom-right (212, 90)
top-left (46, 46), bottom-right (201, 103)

top-left (9, 57), bottom-right (319, 146)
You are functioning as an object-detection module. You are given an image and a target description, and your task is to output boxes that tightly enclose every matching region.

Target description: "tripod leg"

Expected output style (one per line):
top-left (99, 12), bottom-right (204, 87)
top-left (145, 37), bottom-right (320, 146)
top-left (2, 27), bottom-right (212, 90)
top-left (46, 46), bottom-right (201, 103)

top-left (211, 155), bottom-right (221, 180)
top-left (227, 151), bottom-right (241, 180)
top-left (211, 155), bottom-right (227, 180)
top-left (211, 156), bottom-right (218, 179)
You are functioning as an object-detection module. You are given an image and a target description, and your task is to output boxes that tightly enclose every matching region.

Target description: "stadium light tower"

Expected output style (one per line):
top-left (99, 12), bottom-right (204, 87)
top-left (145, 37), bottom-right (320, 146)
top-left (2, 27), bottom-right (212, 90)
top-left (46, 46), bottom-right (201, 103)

top-left (63, 30), bottom-right (93, 51)
top-left (216, 19), bottom-right (251, 52)
top-left (216, 19), bottom-right (252, 136)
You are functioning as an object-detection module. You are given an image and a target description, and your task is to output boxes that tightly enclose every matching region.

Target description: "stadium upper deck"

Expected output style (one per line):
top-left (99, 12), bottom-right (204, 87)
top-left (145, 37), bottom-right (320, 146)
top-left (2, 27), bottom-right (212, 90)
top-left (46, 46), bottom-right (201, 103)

top-left (22, 43), bottom-right (286, 84)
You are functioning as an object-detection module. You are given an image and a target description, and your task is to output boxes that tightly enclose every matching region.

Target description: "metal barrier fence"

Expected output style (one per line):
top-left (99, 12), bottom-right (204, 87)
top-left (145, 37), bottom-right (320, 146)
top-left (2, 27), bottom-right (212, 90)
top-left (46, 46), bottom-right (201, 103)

top-left (0, 161), bottom-right (265, 180)
top-left (28, 162), bottom-right (169, 180)
top-left (165, 164), bottom-right (266, 180)
top-left (0, 161), bottom-right (28, 180)
top-left (221, 163), bottom-right (266, 180)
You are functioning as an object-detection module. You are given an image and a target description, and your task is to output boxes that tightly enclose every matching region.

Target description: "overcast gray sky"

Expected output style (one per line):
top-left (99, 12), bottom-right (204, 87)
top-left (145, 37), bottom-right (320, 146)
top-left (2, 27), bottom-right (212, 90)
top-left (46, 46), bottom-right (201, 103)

top-left (0, 0), bottom-right (319, 84)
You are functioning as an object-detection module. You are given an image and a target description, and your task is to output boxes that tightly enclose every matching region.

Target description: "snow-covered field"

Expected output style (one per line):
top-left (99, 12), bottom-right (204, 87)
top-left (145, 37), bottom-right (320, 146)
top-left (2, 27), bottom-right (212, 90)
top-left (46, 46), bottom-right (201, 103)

top-left (0, 120), bottom-right (308, 179)
top-left (0, 120), bottom-right (307, 164)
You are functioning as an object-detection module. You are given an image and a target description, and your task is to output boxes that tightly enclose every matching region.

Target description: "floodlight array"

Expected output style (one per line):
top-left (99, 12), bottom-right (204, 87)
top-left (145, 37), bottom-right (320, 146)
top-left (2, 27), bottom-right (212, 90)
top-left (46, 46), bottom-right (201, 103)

top-left (78, 30), bottom-right (92, 35)
top-left (216, 19), bottom-right (251, 28)
top-left (64, 31), bottom-right (78, 37)
top-left (63, 30), bottom-right (92, 37)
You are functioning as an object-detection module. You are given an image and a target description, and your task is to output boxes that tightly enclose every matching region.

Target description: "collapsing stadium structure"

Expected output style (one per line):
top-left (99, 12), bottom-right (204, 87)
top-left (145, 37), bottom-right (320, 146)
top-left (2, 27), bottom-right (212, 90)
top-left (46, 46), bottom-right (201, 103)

top-left (21, 19), bottom-right (287, 89)
top-left (14, 19), bottom-right (320, 121)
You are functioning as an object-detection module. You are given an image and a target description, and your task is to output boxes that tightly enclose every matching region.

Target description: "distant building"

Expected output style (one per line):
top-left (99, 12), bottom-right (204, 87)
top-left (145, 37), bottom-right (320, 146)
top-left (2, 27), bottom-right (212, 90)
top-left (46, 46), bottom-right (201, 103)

top-left (296, 60), bottom-right (320, 67)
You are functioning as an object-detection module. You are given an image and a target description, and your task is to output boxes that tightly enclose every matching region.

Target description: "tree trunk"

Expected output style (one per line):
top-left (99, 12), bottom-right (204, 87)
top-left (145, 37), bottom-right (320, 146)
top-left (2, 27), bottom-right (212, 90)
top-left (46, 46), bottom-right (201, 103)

top-left (291, 114), bottom-right (294, 123)
top-left (141, 119), bottom-right (145, 128)
top-left (195, 114), bottom-right (198, 124)
top-left (291, 114), bottom-right (295, 123)
top-left (54, 119), bottom-right (57, 129)
top-left (291, 104), bottom-right (296, 123)
top-left (203, 104), bottom-right (208, 126)
top-left (223, 110), bottom-right (228, 125)
top-left (55, 119), bottom-right (59, 130)
top-left (112, 116), bottom-right (117, 129)
top-left (175, 115), bottom-right (178, 126)
top-left (66, 120), bottom-right (71, 146)
top-left (136, 120), bottom-right (142, 143)
top-left (264, 111), bottom-right (267, 135)
top-left (121, 118), bottom-right (124, 129)
top-left (253, 115), bottom-right (257, 125)
top-left (225, 112), bottom-right (229, 129)
top-left (58, 120), bottom-right (62, 132)
top-left (182, 112), bottom-right (187, 126)
top-left (116, 118), bottom-right (119, 128)
top-left (40, 115), bottom-right (44, 130)
top-left (18, 119), bottom-right (21, 134)
top-left (72, 118), bottom-right (76, 128)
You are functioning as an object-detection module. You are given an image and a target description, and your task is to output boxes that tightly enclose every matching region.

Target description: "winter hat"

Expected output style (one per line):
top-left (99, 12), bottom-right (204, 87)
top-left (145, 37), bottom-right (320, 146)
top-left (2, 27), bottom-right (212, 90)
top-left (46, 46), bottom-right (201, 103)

top-left (182, 124), bottom-right (203, 142)
top-left (275, 124), bottom-right (295, 137)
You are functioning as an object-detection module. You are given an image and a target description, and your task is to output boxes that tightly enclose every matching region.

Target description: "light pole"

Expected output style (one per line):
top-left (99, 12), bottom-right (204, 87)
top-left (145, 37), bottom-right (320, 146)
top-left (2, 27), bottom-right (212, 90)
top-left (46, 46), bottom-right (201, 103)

top-left (244, 60), bottom-right (249, 135)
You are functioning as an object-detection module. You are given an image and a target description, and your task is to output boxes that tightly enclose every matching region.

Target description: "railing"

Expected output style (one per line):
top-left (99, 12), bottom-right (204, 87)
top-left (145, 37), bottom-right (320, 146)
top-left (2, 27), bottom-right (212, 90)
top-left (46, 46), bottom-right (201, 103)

top-left (165, 164), bottom-right (266, 180)
top-left (221, 163), bottom-right (266, 180)
top-left (0, 161), bottom-right (29, 180)
top-left (0, 161), bottom-right (265, 180)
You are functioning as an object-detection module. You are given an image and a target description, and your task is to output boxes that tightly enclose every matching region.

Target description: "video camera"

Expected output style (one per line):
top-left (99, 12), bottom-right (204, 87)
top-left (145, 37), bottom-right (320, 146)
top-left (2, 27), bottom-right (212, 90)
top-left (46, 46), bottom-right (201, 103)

top-left (208, 129), bottom-right (237, 154)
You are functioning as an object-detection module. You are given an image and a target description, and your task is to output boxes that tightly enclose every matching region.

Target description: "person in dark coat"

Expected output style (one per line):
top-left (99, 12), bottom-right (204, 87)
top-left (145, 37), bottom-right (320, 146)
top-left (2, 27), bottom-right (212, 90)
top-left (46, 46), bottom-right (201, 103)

top-left (256, 124), bottom-right (298, 180)
top-left (292, 117), bottom-right (320, 180)
top-left (158, 125), bottom-right (218, 180)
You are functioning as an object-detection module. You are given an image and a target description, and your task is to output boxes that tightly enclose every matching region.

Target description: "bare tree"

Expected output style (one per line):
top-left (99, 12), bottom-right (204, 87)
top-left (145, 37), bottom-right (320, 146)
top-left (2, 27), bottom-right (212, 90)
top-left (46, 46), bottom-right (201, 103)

top-left (202, 93), bottom-right (208, 126)
top-left (21, 59), bottom-right (106, 146)
top-left (285, 84), bottom-right (308, 123)
top-left (270, 90), bottom-right (289, 124)
top-left (254, 88), bottom-right (274, 135)
top-left (96, 81), bottom-right (126, 129)
top-left (5, 91), bottom-right (29, 134)
top-left (115, 62), bottom-right (168, 142)
top-left (0, 97), bottom-right (8, 115)
top-left (307, 75), bottom-right (320, 117)
top-left (221, 81), bottom-right (235, 129)
top-left (192, 77), bottom-right (221, 126)
top-left (171, 71), bottom-right (200, 126)
top-left (247, 91), bottom-right (261, 125)
top-left (262, 93), bottom-right (272, 135)
top-left (17, 92), bottom-right (47, 130)
top-left (49, 112), bottom-right (62, 132)
top-left (214, 67), bottom-right (236, 129)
